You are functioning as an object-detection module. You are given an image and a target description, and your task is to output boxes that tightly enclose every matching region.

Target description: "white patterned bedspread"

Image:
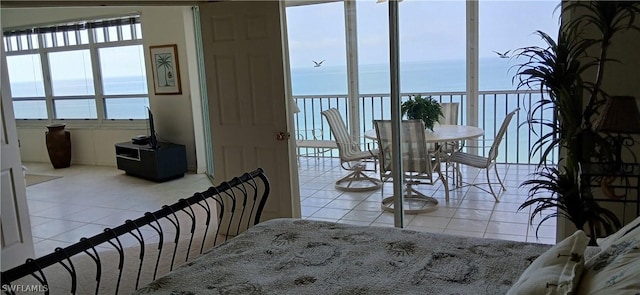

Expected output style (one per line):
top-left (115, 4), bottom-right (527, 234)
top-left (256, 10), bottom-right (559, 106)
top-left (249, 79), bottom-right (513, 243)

top-left (134, 218), bottom-right (552, 295)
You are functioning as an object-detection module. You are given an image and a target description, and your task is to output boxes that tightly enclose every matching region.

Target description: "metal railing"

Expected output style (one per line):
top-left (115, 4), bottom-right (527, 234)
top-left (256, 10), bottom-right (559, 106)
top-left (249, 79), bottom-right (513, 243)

top-left (293, 90), bottom-right (555, 165)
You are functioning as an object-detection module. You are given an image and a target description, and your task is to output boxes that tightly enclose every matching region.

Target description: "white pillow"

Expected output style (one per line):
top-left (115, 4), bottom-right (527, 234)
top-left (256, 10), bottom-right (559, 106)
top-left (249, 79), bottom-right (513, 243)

top-left (595, 216), bottom-right (640, 249)
top-left (507, 230), bottom-right (589, 295)
top-left (575, 227), bottom-right (640, 295)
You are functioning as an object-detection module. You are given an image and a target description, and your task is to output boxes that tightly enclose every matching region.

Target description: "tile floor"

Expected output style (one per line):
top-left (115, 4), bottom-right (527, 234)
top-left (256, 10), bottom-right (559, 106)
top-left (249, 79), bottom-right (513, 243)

top-left (23, 158), bottom-right (555, 258)
top-left (24, 162), bottom-right (213, 258)
top-left (297, 156), bottom-right (556, 244)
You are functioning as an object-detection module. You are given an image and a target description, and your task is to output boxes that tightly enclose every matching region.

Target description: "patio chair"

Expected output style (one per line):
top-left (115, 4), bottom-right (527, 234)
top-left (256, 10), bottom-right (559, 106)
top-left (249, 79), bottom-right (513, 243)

top-left (440, 102), bottom-right (460, 148)
top-left (440, 102), bottom-right (460, 125)
top-left (439, 102), bottom-right (460, 180)
top-left (422, 102), bottom-right (460, 152)
top-left (374, 119), bottom-right (449, 214)
top-left (321, 108), bottom-right (382, 191)
top-left (446, 108), bottom-right (519, 201)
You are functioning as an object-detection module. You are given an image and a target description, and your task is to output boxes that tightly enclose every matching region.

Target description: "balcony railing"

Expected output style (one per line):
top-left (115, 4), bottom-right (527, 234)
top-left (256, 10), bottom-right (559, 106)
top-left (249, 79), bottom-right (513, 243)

top-left (293, 90), bottom-right (555, 165)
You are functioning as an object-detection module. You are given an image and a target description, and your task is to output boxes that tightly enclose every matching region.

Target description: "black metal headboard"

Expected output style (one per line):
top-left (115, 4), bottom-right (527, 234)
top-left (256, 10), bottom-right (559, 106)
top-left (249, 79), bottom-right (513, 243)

top-left (1, 168), bottom-right (270, 295)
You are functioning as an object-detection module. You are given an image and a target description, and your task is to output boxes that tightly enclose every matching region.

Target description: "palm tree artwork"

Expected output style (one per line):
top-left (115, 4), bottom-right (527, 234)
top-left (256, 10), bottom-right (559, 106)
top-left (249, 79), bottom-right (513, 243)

top-left (154, 53), bottom-right (175, 87)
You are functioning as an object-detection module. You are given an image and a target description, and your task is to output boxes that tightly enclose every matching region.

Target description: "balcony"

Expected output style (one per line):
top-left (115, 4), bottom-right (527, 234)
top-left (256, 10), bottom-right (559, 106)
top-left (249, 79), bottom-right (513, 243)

top-left (294, 89), bottom-right (555, 165)
top-left (293, 90), bottom-right (557, 244)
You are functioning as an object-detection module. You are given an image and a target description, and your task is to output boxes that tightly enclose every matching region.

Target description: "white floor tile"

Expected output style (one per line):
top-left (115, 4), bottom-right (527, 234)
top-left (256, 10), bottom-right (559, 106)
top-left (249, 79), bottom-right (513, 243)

top-left (447, 218), bottom-right (488, 233)
top-left (310, 208), bottom-right (350, 219)
top-left (23, 159), bottom-right (557, 260)
top-left (485, 221), bottom-right (529, 235)
top-left (341, 210), bottom-right (382, 222)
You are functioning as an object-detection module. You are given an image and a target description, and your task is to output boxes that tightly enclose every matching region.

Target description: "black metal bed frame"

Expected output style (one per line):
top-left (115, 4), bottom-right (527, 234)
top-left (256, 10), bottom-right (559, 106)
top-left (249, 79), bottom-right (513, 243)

top-left (1, 168), bottom-right (270, 295)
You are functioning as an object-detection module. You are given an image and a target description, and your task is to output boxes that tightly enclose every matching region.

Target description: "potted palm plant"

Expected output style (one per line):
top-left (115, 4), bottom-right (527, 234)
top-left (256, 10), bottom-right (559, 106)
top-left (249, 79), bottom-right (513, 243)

top-left (514, 1), bottom-right (639, 241)
top-left (401, 95), bottom-right (443, 131)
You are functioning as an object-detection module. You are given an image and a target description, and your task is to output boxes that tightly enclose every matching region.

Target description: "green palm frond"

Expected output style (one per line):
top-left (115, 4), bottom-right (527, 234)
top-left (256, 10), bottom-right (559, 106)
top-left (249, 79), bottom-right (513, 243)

top-left (518, 165), bottom-right (619, 237)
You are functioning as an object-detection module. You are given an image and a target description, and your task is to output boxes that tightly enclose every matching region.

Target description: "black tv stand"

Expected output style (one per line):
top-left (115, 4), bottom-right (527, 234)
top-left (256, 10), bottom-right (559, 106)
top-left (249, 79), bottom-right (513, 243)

top-left (115, 141), bottom-right (187, 182)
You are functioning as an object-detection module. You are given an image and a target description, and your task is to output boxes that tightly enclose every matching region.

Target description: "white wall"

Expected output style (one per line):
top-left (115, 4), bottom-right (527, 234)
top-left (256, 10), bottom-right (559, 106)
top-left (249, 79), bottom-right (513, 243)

top-left (17, 127), bottom-right (146, 166)
top-left (140, 7), bottom-right (198, 172)
top-left (2, 6), bottom-right (203, 171)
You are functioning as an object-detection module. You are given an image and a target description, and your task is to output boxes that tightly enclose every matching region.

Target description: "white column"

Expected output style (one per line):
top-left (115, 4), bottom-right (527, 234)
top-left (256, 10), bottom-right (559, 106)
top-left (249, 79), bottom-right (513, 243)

top-left (344, 0), bottom-right (360, 140)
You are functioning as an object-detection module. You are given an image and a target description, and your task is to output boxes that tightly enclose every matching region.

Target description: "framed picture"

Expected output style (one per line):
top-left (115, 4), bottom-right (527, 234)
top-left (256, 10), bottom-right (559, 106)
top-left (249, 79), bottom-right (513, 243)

top-left (149, 44), bottom-right (182, 95)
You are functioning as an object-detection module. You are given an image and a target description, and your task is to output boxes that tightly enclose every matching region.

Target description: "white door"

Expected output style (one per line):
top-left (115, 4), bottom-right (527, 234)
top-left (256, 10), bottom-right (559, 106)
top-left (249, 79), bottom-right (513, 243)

top-left (1, 42), bottom-right (35, 270)
top-left (199, 1), bottom-right (300, 221)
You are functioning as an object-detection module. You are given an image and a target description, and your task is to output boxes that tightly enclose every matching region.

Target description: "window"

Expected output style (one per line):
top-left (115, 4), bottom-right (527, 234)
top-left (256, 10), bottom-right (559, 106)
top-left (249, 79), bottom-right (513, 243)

top-left (99, 45), bottom-right (147, 96)
top-left (399, 1), bottom-right (466, 93)
top-left (286, 0), bottom-right (559, 165)
top-left (3, 15), bottom-right (149, 120)
top-left (5, 54), bottom-right (45, 98)
top-left (286, 2), bottom-right (347, 146)
top-left (356, 0), bottom-right (390, 94)
top-left (478, 1), bottom-right (559, 163)
top-left (5, 53), bottom-right (48, 119)
top-left (49, 49), bottom-right (94, 97)
top-left (479, 1), bottom-right (559, 91)
top-left (286, 2), bottom-right (347, 96)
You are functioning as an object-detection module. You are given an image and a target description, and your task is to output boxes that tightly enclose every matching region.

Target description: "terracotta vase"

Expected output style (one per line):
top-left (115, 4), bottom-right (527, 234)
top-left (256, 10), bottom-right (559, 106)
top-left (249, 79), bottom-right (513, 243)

top-left (45, 124), bottom-right (71, 168)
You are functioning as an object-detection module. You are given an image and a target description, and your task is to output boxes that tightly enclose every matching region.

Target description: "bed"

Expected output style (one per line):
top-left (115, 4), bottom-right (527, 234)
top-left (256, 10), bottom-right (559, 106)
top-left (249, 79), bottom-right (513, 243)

top-left (2, 168), bottom-right (639, 294)
top-left (133, 218), bottom-right (552, 294)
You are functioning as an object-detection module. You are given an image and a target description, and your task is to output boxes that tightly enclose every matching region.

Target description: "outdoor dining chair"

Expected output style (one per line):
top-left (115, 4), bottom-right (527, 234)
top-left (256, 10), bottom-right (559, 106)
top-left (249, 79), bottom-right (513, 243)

top-left (321, 108), bottom-right (381, 191)
top-left (446, 108), bottom-right (520, 201)
top-left (439, 102), bottom-right (461, 181)
top-left (440, 102), bottom-right (460, 125)
top-left (374, 119), bottom-right (449, 214)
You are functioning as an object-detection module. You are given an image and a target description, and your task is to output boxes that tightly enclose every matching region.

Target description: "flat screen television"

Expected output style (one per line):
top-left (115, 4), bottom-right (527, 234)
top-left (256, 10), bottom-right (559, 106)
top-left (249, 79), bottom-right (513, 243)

top-left (147, 107), bottom-right (159, 150)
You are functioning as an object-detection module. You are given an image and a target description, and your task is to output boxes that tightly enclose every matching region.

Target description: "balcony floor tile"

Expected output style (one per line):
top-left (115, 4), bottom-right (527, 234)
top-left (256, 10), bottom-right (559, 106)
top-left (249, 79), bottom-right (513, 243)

top-left (298, 157), bottom-right (556, 244)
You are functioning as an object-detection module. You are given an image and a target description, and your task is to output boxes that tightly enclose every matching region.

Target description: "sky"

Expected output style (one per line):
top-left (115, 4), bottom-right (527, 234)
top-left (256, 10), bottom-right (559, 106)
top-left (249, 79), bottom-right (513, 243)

top-left (5, 1), bottom-right (561, 83)
top-left (286, 0), bottom-right (560, 69)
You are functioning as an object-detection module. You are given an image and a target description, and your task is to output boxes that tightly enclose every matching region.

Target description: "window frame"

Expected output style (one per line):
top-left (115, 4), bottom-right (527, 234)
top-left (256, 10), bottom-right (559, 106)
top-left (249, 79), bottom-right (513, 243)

top-left (3, 15), bottom-right (149, 125)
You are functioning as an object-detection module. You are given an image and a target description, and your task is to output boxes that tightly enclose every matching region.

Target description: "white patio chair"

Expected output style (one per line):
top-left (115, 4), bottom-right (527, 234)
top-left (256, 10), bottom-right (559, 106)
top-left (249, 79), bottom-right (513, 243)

top-left (438, 102), bottom-right (460, 182)
top-left (440, 102), bottom-right (460, 125)
top-left (374, 119), bottom-right (449, 214)
top-left (425, 102), bottom-right (460, 153)
top-left (321, 108), bottom-right (382, 191)
top-left (446, 108), bottom-right (520, 201)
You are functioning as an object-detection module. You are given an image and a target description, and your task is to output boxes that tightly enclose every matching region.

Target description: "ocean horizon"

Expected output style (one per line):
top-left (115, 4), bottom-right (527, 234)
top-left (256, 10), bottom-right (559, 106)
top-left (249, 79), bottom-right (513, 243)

top-left (290, 57), bottom-right (518, 95)
top-left (11, 56), bottom-right (541, 162)
top-left (12, 57), bottom-right (517, 119)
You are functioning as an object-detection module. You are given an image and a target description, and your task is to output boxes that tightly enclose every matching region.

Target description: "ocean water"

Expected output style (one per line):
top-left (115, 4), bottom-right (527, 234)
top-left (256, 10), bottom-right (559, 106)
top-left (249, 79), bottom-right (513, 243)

top-left (11, 76), bottom-right (149, 119)
top-left (291, 57), bottom-right (517, 95)
top-left (291, 56), bottom-right (523, 135)
top-left (12, 57), bottom-right (516, 119)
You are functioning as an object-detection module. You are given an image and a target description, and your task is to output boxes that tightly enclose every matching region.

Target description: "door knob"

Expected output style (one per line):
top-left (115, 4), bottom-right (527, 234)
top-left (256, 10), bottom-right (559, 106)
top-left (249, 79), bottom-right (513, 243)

top-left (276, 132), bottom-right (290, 141)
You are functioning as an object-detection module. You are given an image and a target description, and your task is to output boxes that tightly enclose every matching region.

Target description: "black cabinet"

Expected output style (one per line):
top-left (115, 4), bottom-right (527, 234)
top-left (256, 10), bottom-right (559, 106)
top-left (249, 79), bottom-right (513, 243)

top-left (115, 141), bottom-right (187, 182)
